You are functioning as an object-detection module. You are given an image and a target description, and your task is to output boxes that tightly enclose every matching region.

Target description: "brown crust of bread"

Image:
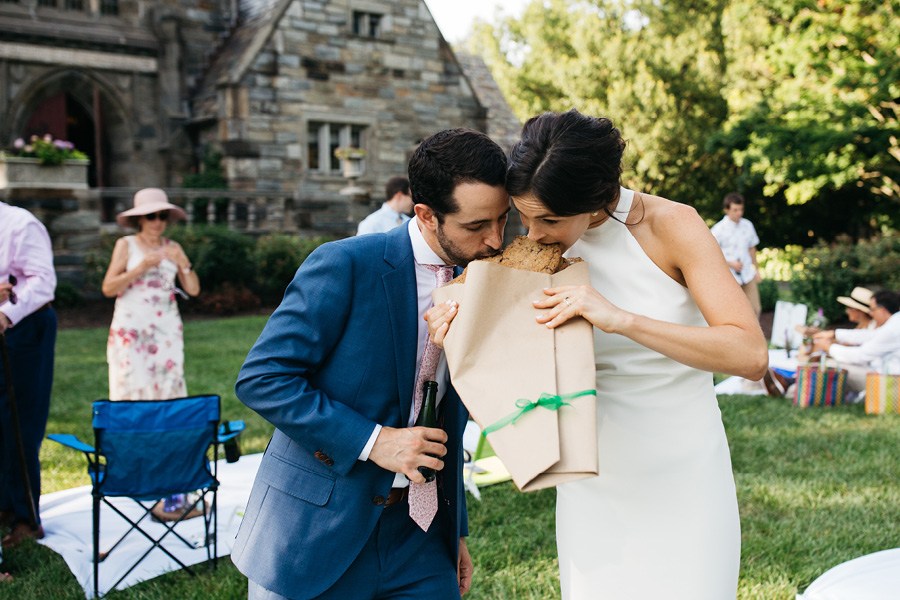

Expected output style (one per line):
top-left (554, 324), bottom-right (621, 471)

top-left (450, 236), bottom-right (577, 284)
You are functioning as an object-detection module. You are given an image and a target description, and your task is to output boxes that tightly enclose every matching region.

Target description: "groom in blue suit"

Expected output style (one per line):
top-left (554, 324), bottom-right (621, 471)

top-left (232, 129), bottom-right (511, 599)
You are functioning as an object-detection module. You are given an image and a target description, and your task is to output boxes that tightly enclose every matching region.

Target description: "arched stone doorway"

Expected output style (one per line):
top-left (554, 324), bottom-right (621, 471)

top-left (9, 69), bottom-right (133, 219)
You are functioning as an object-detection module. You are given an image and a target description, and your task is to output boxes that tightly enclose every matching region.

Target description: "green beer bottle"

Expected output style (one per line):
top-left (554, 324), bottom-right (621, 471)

top-left (414, 380), bottom-right (439, 482)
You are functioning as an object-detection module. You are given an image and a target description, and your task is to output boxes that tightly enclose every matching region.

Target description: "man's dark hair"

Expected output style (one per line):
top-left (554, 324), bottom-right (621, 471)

top-left (507, 109), bottom-right (626, 217)
top-left (723, 192), bottom-right (745, 210)
top-left (384, 176), bottom-right (409, 202)
top-left (407, 129), bottom-right (507, 221)
top-left (873, 290), bottom-right (900, 314)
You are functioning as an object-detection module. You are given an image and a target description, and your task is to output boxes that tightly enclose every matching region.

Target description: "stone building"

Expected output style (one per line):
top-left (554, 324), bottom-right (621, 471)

top-left (0, 0), bottom-right (520, 232)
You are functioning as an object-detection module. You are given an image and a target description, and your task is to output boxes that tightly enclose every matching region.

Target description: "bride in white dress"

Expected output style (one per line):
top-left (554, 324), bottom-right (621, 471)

top-left (431, 110), bottom-right (768, 599)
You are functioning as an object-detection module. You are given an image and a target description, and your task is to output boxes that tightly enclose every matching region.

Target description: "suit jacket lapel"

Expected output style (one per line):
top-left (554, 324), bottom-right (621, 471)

top-left (383, 226), bottom-right (418, 423)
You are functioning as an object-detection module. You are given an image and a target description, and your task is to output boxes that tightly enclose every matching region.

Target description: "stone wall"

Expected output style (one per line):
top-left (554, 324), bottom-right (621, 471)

top-left (1, 188), bottom-right (102, 291)
top-left (199, 0), bottom-right (489, 235)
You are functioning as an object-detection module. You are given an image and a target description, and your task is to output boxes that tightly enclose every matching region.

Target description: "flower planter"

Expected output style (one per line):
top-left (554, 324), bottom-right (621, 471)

top-left (341, 157), bottom-right (365, 179)
top-left (0, 156), bottom-right (89, 190)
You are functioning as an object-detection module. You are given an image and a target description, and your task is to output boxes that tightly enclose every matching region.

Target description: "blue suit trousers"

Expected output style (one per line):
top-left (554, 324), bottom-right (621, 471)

top-left (0, 307), bottom-right (56, 526)
top-left (248, 498), bottom-right (459, 600)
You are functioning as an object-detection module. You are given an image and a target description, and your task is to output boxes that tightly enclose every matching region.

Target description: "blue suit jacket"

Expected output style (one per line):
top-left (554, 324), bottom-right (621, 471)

top-left (231, 225), bottom-right (469, 598)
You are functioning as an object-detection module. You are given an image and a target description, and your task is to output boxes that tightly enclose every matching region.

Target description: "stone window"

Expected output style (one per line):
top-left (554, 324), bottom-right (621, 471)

top-left (100, 0), bottom-right (118, 15)
top-left (308, 122), bottom-right (367, 175)
top-left (352, 11), bottom-right (382, 38)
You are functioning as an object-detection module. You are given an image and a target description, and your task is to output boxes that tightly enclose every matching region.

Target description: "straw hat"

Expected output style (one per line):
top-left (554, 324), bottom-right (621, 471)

top-left (116, 188), bottom-right (187, 227)
top-left (836, 286), bottom-right (874, 314)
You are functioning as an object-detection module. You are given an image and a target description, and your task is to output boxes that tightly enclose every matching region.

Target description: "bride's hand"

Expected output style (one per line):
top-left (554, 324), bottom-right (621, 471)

top-left (425, 300), bottom-right (458, 348)
top-left (534, 285), bottom-right (630, 334)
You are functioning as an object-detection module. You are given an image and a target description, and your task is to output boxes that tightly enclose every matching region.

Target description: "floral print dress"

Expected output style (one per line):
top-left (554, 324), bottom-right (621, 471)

top-left (107, 236), bottom-right (187, 400)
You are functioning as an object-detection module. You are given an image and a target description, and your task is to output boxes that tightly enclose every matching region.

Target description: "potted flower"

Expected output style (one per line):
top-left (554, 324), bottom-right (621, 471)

top-left (333, 146), bottom-right (367, 178)
top-left (0, 134), bottom-right (90, 189)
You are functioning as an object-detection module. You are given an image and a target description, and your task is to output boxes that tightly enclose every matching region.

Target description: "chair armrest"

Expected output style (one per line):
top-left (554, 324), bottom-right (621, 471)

top-left (47, 433), bottom-right (96, 454)
top-left (217, 420), bottom-right (246, 443)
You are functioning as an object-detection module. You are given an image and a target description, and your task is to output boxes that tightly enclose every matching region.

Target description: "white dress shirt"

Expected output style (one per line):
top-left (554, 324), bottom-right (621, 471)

top-left (834, 320), bottom-right (877, 346)
top-left (829, 312), bottom-right (900, 368)
top-left (356, 203), bottom-right (411, 235)
top-left (359, 218), bottom-right (452, 489)
top-left (710, 216), bottom-right (760, 284)
top-left (0, 202), bottom-right (56, 326)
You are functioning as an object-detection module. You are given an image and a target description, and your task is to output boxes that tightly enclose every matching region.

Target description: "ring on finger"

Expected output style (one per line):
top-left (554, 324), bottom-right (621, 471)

top-left (563, 296), bottom-right (572, 306)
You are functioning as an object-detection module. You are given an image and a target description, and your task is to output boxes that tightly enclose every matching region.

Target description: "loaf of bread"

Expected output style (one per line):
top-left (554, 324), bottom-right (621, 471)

top-left (451, 236), bottom-right (582, 284)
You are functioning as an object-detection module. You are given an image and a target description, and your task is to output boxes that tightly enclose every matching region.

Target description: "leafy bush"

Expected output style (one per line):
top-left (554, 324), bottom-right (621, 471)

top-left (253, 234), bottom-right (330, 303)
top-left (167, 225), bottom-right (255, 292)
top-left (758, 279), bottom-right (779, 313)
top-left (53, 282), bottom-right (84, 308)
top-left (83, 233), bottom-right (119, 293)
top-left (197, 282), bottom-right (261, 315)
top-left (853, 234), bottom-right (900, 292)
top-left (757, 246), bottom-right (804, 282)
top-left (76, 226), bottom-right (330, 314)
top-left (788, 232), bottom-right (900, 322)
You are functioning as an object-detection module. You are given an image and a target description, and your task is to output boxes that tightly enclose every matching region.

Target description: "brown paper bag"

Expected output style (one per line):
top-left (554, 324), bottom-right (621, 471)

top-left (433, 260), bottom-right (598, 492)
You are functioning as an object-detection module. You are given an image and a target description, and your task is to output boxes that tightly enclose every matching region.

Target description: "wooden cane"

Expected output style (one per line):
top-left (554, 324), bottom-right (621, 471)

top-left (0, 332), bottom-right (40, 530)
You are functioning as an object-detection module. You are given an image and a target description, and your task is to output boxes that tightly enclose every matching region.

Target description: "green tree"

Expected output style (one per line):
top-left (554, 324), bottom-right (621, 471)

top-left (712, 0), bottom-right (900, 242)
top-left (467, 0), bottom-right (736, 217)
top-left (465, 0), bottom-right (900, 245)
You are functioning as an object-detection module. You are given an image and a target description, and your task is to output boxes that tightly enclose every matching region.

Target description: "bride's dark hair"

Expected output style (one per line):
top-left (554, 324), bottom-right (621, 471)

top-left (507, 109), bottom-right (626, 217)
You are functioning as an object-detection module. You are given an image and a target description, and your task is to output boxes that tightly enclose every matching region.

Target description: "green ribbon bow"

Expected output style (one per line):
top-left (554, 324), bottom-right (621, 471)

top-left (481, 389), bottom-right (597, 436)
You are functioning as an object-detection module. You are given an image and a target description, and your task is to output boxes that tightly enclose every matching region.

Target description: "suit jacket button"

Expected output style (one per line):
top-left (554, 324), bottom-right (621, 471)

top-left (314, 451), bottom-right (324, 459)
top-left (372, 495), bottom-right (385, 505)
top-left (325, 458), bottom-right (335, 466)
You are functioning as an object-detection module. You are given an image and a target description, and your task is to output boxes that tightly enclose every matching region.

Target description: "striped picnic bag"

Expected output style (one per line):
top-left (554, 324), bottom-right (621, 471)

top-left (793, 355), bottom-right (847, 408)
top-left (865, 356), bottom-right (900, 414)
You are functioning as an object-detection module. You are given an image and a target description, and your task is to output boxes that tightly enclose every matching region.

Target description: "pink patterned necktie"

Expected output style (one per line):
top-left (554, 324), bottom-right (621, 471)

top-left (408, 264), bottom-right (454, 531)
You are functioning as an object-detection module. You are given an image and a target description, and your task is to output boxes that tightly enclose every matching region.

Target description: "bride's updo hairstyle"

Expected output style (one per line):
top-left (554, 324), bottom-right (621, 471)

top-left (507, 109), bottom-right (626, 217)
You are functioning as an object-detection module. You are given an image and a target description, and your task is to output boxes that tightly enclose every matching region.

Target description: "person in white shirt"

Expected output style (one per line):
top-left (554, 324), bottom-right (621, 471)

top-left (799, 286), bottom-right (876, 343)
top-left (356, 176), bottom-right (414, 235)
top-left (814, 290), bottom-right (900, 392)
top-left (710, 192), bottom-right (762, 316)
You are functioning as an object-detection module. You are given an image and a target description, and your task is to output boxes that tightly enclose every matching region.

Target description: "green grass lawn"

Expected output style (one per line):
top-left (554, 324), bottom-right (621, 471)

top-left (2, 315), bottom-right (898, 599)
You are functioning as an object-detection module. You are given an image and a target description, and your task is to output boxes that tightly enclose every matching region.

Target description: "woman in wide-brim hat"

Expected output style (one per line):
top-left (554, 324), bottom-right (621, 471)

top-left (114, 187), bottom-right (187, 228)
top-left (102, 187), bottom-right (199, 397)
top-left (101, 187), bottom-right (199, 399)
top-left (836, 286), bottom-right (875, 330)
top-left (101, 188), bottom-right (202, 518)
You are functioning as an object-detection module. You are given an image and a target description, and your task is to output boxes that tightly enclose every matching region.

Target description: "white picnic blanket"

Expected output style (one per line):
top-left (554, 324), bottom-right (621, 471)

top-left (714, 349), bottom-right (799, 396)
top-left (37, 453), bottom-right (261, 599)
top-left (796, 548), bottom-right (900, 600)
top-left (38, 428), bottom-right (497, 598)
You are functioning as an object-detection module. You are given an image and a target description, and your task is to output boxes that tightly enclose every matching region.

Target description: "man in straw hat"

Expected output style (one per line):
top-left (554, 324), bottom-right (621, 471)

top-left (0, 200), bottom-right (57, 549)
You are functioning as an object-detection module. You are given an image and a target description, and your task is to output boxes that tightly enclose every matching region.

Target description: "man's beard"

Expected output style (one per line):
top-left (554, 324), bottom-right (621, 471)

top-left (435, 223), bottom-right (500, 267)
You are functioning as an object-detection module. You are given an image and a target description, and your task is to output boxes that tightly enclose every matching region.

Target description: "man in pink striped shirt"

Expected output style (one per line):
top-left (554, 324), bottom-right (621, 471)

top-left (0, 200), bottom-right (57, 549)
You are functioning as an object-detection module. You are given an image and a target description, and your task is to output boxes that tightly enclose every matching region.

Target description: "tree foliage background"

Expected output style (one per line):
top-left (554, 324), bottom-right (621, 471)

top-left (466, 0), bottom-right (899, 246)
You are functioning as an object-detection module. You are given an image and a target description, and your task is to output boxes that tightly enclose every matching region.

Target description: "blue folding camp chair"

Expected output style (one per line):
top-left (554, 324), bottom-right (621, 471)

top-left (47, 394), bottom-right (244, 598)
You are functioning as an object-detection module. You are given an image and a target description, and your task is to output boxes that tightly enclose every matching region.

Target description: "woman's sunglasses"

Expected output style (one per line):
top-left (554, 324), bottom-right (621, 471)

top-left (143, 211), bottom-right (169, 221)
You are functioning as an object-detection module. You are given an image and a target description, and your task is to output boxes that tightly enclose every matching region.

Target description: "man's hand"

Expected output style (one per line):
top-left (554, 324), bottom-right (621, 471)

top-left (0, 312), bottom-right (10, 335)
top-left (458, 537), bottom-right (473, 595)
top-left (0, 282), bottom-right (11, 304)
top-left (368, 426), bottom-right (447, 483)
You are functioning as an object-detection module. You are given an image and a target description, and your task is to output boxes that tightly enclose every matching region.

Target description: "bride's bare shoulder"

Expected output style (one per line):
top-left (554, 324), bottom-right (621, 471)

top-left (634, 192), bottom-right (706, 241)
